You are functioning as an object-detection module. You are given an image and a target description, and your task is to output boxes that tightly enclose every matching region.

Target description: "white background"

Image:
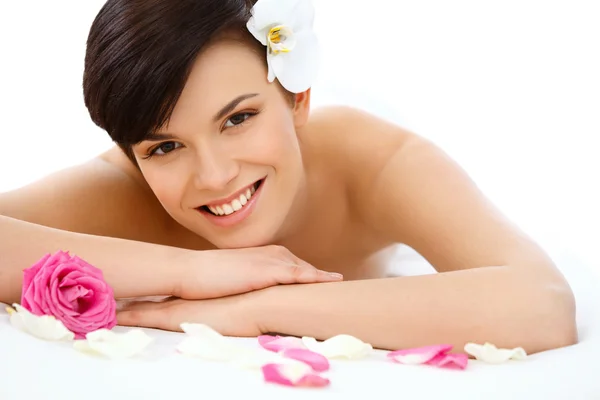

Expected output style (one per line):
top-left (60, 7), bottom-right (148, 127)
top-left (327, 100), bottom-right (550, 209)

top-left (0, 1), bottom-right (598, 275)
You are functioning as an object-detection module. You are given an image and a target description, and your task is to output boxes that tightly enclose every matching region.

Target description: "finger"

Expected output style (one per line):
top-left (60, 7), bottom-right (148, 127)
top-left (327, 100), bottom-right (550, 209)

top-left (295, 259), bottom-right (344, 282)
top-left (272, 263), bottom-right (343, 285)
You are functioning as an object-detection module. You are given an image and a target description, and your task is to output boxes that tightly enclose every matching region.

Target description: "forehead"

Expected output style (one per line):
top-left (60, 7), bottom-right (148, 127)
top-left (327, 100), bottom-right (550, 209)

top-left (162, 38), bottom-right (270, 130)
top-left (186, 38), bottom-right (267, 95)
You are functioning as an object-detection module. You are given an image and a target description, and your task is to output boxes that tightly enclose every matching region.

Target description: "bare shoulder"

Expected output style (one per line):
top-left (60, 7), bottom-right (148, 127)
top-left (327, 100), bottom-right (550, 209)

top-left (0, 147), bottom-right (185, 246)
top-left (304, 105), bottom-right (416, 193)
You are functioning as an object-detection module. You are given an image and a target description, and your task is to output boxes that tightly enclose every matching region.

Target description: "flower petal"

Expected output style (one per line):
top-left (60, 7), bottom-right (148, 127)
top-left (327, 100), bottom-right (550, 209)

top-left (288, 0), bottom-right (315, 32)
top-left (73, 329), bottom-right (153, 359)
top-left (258, 335), bottom-right (306, 352)
top-left (282, 348), bottom-right (330, 372)
top-left (177, 323), bottom-right (251, 362)
top-left (8, 304), bottom-right (74, 341)
top-left (181, 322), bottom-right (226, 339)
top-left (464, 342), bottom-right (527, 364)
top-left (262, 363), bottom-right (330, 388)
top-left (266, 54), bottom-right (276, 82)
top-left (426, 353), bottom-right (469, 370)
top-left (268, 30), bottom-right (319, 93)
top-left (177, 336), bottom-right (245, 361)
top-left (302, 334), bottom-right (372, 359)
top-left (247, 0), bottom-right (309, 33)
top-left (387, 344), bottom-right (453, 365)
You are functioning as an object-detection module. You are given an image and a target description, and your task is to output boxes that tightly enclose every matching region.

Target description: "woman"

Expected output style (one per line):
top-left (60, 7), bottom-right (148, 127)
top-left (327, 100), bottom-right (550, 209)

top-left (0, 0), bottom-right (577, 353)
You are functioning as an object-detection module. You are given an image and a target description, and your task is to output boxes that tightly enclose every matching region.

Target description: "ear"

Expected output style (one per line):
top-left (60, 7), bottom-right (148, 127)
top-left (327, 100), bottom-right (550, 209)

top-left (292, 89), bottom-right (311, 129)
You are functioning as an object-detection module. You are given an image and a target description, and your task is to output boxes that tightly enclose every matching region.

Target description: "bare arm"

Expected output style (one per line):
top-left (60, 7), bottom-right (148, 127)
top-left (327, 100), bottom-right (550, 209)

top-left (256, 268), bottom-right (574, 354)
top-left (255, 108), bottom-right (577, 354)
top-left (0, 214), bottom-right (185, 304)
top-left (0, 149), bottom-right (190, 247)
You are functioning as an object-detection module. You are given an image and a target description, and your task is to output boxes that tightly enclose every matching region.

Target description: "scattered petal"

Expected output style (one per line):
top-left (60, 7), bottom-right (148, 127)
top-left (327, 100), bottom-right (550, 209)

top-left (8, 304), bottom-right (74, 341)
top-left (387, 344), bottom-right (453, 365)
top-left (282, 348), bottom-right (330, 372)
top-left (464, 342), bottom-right (527, 364)
top-left (302, 334), bottom-right (372, 359)
top-left (262, 363), bottom-right (330, 388)
top-left (73, 329), bottom-right (153, 359)
top-left (177, 323), bottom-right (252, 362)
top-left (258, 335), bottom-right (306, 352)
top-left (426, 352), bottom-right (469, 370)
top-left (180, 322), bottom-right (224, 338)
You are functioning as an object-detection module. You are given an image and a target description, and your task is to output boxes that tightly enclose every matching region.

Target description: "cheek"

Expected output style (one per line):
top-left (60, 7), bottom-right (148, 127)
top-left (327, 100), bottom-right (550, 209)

top-left (140, 165), bottom-right (189, 211)
top-left (249, 112), bottom-right (300, 163)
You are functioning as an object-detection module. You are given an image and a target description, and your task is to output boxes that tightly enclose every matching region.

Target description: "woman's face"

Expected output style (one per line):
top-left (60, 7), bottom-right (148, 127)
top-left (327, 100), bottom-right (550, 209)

top-left (132, 39), bottom-right (311, 249)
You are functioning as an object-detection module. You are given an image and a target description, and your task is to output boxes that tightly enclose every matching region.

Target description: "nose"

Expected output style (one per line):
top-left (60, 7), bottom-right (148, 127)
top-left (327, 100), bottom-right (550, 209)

top-left (192, 146), bottom-right (239, 191)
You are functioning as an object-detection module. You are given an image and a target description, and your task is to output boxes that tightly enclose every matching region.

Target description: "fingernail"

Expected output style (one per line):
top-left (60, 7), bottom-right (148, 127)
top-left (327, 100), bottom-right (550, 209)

top-left (327, 272), bottom-right (343, 280)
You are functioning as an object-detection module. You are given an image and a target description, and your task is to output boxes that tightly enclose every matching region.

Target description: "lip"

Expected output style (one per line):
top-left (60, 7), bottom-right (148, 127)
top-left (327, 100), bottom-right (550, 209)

top-left (196, 178), bottom-right (265, 228)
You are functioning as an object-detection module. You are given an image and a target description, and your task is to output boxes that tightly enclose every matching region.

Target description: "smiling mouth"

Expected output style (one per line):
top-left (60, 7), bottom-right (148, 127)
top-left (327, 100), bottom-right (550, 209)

top-left (200, 179), bottom-right (264, 216)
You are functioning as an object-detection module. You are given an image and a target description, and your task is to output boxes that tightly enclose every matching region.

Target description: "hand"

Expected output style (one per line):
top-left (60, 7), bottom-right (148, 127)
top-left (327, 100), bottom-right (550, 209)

top-left (117, 293), bottom-right (263, 337)
top-left (174, 245), bottom-right (343, 300)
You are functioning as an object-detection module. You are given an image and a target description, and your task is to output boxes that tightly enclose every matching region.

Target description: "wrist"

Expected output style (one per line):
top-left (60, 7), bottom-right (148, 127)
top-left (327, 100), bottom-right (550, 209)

top-left (168, 248), bottom-right (205, 298)
top-left (248, 285), bottom-right (281, 335)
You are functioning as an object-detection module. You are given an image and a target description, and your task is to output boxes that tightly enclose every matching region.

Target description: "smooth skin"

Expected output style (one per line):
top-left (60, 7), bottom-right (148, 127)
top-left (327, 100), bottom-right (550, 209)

top-left (0, 38), bottom-right (577, 353)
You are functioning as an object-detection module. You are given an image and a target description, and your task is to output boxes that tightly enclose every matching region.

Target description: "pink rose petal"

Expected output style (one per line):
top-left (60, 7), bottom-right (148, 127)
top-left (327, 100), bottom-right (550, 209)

top-left (388, 344), bottom-right (453, 365)
top-left (20, 251), bottom-right (117, 339)
top-left (426, 353), bottom-right (469, 370)
top-left (262, 363), bottom-right (330, 388)
top-left (282, 348), bottom-right (330, 372)
top-left (258, 335), bottom-right (306, 352)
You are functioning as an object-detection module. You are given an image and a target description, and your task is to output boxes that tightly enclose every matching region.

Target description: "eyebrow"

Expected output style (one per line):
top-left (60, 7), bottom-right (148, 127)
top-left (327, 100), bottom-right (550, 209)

top-left (144, 93), bottom-right (260, 142)
top-left (213, 93), bottom-right (259, 122)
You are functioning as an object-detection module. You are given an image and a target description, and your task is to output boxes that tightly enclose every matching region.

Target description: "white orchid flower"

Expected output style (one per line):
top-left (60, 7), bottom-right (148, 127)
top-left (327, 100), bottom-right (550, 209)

top-left (302, 334), bottom-right (373, 359)
top-left (464, 342), bottom-right (528, 364)
top-left (7, 304), bottom-right (74, 341)
top-left (73, 329), bottom-right (153, 359)
top-left (247, 0), bottom-right (319, 93)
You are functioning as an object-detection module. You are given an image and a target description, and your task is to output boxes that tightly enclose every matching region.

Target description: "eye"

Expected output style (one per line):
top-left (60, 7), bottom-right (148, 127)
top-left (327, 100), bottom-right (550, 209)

top-left (150, 141), bottom-right (182, 156)
top-left (224, 112), bottom-right (253, 128)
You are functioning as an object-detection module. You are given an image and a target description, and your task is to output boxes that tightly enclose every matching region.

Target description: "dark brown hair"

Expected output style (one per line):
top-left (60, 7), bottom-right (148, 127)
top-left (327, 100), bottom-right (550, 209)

top-left (83, 0), bottom-right (260, 162)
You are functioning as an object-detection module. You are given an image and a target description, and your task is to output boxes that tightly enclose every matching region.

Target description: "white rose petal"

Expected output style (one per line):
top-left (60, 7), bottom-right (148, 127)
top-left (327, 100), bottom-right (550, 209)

top-left (177, 323), bottom-right (254, 362)
top-left (73, 329), bottom-right (153, 359)
top-left (7, 304), bottom-right (74, 342)
top-left (464, 342), bottom-right (528, 364)
top-left (302, 334), bottom-right (373, 359)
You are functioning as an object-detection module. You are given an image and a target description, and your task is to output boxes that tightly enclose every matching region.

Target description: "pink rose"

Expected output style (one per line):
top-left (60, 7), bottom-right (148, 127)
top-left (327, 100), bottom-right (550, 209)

top-left (21, 251), bottom-right (117, 339)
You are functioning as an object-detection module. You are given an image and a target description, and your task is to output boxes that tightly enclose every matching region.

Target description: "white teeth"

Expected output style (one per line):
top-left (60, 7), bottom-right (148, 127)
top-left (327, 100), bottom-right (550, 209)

top-left (231, 199), bottom-right (242, 211)
top-left (205, 181), bottom-right (260, 217)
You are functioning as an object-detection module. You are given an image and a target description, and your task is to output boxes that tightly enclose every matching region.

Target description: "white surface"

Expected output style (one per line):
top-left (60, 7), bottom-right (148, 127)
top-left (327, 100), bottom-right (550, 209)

top-left (0, 2), bottom-right (599, 397)
top-left (0, 248), bottom-right (599, 400)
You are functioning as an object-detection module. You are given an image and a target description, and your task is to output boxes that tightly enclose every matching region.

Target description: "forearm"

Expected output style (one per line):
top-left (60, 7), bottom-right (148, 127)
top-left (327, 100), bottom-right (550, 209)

top-left (257, 266), bottom-right (577, 354)
top-left (0, 215), bottom-right (185, 304)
